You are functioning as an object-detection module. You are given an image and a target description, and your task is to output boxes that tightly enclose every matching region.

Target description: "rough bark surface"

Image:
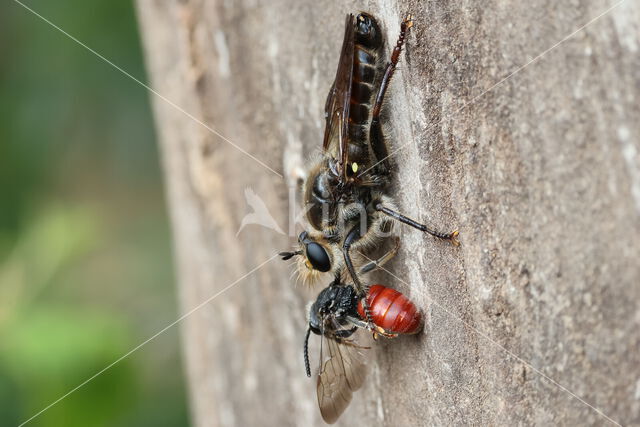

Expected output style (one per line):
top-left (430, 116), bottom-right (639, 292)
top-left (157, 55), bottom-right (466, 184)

top-left (136, 1), bottom-right (640, 426)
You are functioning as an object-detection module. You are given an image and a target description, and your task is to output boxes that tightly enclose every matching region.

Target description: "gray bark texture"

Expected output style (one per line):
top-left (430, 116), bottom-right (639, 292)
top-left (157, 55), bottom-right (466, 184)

top-left (136, 1), bottom-right (640, 426)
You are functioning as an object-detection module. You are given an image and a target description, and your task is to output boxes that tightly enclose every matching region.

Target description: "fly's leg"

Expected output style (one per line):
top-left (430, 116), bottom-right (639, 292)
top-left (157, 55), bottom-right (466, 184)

top-left (343, 226), bottom-right (365, 293)
top-left (373, 14), bottom-right (413, 118)
top-left (342, 226), bottom-right (376, 329)
top-left (368, 14), bottom-right (413, 171)
top-left (375, 203), bottom-right (459, 245)
top-left (359, 236), bottom-right (401, 274)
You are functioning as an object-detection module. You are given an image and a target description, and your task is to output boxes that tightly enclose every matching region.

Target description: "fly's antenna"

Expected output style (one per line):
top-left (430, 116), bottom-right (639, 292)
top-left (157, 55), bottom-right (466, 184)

top-left (304, 326), bottom-right (312, 377)
top-left (279, 250), bottom-right (302, 261)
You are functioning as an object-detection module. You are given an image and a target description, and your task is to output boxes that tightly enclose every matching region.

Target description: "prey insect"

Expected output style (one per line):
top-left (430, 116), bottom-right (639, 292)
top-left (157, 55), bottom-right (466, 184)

top-left (304, 278), bottom-right (423, 423)
top-left (280, 13), bottom-right (458, 324)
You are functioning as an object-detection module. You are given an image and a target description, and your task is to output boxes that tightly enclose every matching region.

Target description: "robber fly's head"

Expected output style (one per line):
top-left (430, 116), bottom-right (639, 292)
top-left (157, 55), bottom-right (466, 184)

top-left (279, 231), bottom-right (333, 286)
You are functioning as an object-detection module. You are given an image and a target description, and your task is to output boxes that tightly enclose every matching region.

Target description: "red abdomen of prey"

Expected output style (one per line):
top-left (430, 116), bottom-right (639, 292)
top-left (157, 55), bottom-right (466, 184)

top-left (357, 285), bottom-right (423, 334)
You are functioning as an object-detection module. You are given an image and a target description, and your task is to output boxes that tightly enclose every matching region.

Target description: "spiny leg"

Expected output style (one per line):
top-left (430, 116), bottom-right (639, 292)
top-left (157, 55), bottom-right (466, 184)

top-left (375, 203), bottom-right (459, 245)
top-left (343, 226), bottom-right (365, 292)
top-left (368, 14), bottom-right (414, 171)
top-left (342, 226), bottom-right (376, 328)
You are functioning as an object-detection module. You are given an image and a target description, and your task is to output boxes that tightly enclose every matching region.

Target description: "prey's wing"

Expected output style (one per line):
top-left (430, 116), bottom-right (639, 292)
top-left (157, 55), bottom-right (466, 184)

top-left (322, 13), bottom-right (355, 182)
top-left (316, 335), bottom-right (367, 424)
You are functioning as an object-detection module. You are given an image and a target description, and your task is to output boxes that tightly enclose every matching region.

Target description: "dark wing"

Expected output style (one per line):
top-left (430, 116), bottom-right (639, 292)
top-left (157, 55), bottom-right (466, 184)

top-left (316, 336), bottom-right (367, 424)
top-left (322, 13), bottom-right (355, 182)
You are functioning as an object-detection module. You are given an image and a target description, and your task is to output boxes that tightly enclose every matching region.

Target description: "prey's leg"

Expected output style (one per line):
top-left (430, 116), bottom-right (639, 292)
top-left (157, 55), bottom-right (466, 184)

top-left (347, 316), bottom-right (398, 340)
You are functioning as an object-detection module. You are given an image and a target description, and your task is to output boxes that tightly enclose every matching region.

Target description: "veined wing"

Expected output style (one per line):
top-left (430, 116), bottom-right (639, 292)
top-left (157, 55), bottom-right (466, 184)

top-left (316, 335), bottom-right (367, 424)
top-left (322, 13), bottom-right (355, 182)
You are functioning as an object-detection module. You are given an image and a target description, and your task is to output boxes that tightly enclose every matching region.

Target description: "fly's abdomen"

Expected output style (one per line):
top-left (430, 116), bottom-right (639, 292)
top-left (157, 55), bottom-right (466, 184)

top-left (348, 14), bottom-right (384, 167)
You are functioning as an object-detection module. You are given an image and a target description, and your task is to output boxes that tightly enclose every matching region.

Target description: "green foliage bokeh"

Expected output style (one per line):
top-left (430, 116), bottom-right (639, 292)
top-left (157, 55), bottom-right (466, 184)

top-left (0, 1), bottom-right (189, 425)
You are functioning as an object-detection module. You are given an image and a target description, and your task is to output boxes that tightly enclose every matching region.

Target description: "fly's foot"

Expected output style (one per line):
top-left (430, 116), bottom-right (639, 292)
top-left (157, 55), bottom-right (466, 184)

top-left (403, 14), bottom-right (414, 30)
top-left (449, 230), bottom-right (460, 246)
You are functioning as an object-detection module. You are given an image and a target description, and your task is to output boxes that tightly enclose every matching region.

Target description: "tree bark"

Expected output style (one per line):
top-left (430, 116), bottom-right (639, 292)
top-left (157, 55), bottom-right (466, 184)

top-left (136, 1), bottom-right (640, 426)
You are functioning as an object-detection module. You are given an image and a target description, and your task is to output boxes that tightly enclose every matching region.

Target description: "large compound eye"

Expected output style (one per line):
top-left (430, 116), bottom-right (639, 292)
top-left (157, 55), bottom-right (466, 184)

top-left (306, 242), bottom-right (331, 272)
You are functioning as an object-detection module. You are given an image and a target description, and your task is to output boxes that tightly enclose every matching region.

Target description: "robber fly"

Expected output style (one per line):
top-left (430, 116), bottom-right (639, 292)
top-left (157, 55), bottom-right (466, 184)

top-left (304, 278), bottom-right (423, 423)
top-left (280, 13), bottom-right (458, 308)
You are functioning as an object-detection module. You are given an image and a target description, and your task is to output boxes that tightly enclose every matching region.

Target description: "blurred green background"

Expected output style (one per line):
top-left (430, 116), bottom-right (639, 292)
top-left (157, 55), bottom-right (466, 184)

top-left (1, 1), bottom-right (189, 426)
